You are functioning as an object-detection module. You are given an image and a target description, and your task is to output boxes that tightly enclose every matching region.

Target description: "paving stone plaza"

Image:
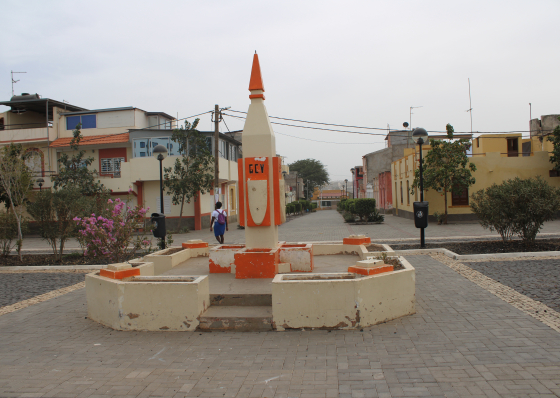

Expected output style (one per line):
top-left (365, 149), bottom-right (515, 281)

top-left (1, 211), bottom-right (560, 397)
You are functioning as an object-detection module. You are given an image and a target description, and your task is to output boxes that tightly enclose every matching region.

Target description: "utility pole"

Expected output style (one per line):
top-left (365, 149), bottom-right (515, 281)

top-left (214, 104), bottom-right (220, 203)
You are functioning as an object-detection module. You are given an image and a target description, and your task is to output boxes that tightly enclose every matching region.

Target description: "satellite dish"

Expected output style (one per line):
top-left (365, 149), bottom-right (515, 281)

top-left (403, 122), bottom-right (409, 128)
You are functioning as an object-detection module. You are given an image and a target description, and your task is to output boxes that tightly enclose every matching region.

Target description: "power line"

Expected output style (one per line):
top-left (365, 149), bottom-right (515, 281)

top-left (227, 109), bottom-right (547, 135)
top-left (223, 113), bottom-right (394, 137)
top-left (136, 110), bottom-right (214, 131)
top-left (224, 113), bottom-right (535, 140)
top-left (275, 131), bottom-right (383, 145)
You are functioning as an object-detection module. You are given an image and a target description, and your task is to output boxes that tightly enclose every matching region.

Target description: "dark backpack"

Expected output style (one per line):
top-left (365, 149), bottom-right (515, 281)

top-left (217, 210), bottom-right (226, 225)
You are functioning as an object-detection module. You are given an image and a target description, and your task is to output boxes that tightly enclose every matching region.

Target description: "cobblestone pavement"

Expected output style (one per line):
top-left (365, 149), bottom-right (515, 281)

top-left (1, 255), bottom-right (560, 397)
top-left (463, 259), bottom-right (560, 313)
top-left (17, 210), bottom-right (560, 251)
top-left (0, 272), bottom-right (86, 308)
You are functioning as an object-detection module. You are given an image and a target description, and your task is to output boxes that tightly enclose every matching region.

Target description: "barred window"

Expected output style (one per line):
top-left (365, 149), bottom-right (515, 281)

top-left (101, 157), bottom-right (124, 174)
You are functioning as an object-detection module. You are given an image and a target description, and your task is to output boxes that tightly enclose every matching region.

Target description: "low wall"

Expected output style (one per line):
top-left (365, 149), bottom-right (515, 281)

top-left (272, 257), bottom-right (415, 330)
top-left (143, 246), bottom-right (207, 275)
top-left (312, 244), bottom-right (368, 259)
top-left (86, 273), bottom-right (209, 331)
top-left (396, 208), bottom-right (478, 222)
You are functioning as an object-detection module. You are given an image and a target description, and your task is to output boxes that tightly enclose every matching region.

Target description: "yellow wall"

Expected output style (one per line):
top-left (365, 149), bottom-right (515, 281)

top-left (472, 133), bottom-right (522, 157)
top-left (392, 149), bottom-right (559, 216)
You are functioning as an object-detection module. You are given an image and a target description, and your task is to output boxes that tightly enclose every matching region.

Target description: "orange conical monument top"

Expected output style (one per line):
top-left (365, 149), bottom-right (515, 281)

top-left (249, 52), bottom-right (265, 99)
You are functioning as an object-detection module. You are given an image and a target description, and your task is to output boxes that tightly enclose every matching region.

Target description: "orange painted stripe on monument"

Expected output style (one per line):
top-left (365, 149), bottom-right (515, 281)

top-left (249, 94), bottom-right (265, 99)
top-left (273, 156), bottom-right (282, 226)
top-left (249, 52), bottom-right (265, 92)
top-left (238, 159), bottom-right (245, 227)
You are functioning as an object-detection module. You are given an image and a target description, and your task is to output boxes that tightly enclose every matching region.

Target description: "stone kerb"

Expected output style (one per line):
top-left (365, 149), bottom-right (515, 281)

top-left (86, 273), bottom-right (209, 331)
top-left (143, 247), bottom-right (191, 275)
top-left (272, 256), bottom-right (415, 330)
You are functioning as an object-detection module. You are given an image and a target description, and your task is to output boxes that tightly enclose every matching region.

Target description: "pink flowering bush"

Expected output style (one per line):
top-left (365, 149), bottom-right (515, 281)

top-left (74, 193), bottom-right (151, 262)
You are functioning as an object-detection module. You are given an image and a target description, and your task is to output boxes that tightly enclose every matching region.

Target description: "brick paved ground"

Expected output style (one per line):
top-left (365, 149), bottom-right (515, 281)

top-left (16, 211), bottom-right (560, 251)
top-left (1, 255), bottom-right (559, 397)
top-left (0, 272), bottom-right (86, 308)
top-left (464, 259), bottom-right (560, 313)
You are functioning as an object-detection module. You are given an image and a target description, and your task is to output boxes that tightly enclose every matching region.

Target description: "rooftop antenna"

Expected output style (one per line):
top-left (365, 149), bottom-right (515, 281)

top-left (410, 106), bottom-right (422, 130)
top-left (466, 78), bottom-right (473, 133)
top-left (11, 70), bottom-right (27, 96)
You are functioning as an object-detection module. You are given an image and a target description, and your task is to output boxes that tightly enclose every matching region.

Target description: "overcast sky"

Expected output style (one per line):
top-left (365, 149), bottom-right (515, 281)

top-left (2, 0), bottom-right (559, 181)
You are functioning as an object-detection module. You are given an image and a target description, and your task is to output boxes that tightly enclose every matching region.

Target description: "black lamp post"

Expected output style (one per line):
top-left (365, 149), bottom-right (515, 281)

top-left (344, 179), bottom-right (348, 199)
top-left (412, 127), bottom-right (429, 248)
top-left (350, 168), bottom-right (355, 199)
top-left (36, 178), bottom-right (44, 191)
top-left (296, 181), bottom-right (299, 201)
top-left (153, 144), bottom-right (168, 249)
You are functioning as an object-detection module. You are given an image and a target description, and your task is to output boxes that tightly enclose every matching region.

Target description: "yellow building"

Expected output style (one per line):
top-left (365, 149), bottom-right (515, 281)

top-left (0, 94), bottom-right (241, 230)
top-left (391, 133), bottom-right (560, 221)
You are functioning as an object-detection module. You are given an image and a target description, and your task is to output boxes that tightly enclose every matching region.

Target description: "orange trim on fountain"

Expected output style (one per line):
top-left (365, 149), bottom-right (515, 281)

top-left (100, 268), bottom-right (140, 280)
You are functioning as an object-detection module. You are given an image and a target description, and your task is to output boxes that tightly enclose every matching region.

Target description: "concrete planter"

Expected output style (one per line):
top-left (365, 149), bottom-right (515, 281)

top-left (86, 273), bottom-right (209, 331)
top-left (143, 247), bottom-right (191, 275)
top-left (279, 244), bottom-right (314, 272)
top-left (313, 243), bottom-right (368, 259)
top-left (272, 256), bottom-right (415, 330)
top-left (209, 245), bottom-right (245, 274)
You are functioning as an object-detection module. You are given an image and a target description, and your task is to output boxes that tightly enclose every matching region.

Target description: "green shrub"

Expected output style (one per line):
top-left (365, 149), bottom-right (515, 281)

top-left (344, 199), bottom-right (356, 214)
top-left (343, 211), bottom-right (356, 223)
top-left (294, 202), bottom-right (302, 213)
top-left (470, 176), bottom-right (560, 244)
top-left (367, 208), bottom-right (384, 223)
top-left (354, 198), bottom-right (376, 221)
top-left (311, 203), bottom-right (317, 209)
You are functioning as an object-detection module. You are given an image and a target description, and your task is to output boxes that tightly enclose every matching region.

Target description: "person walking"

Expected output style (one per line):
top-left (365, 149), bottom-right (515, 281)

top-left (210, 201), bottom-right (228, 244)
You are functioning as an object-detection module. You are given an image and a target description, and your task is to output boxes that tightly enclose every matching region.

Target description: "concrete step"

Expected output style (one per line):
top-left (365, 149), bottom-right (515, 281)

top-left (210, 294), bottom-right (272, 307)
top-left (198, 306), bottom-right (273, 332)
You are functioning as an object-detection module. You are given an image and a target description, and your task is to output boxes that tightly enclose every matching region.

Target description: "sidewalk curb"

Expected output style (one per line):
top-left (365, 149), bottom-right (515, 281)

top-left (389, 247), bottom-right (560, 261)
top-left (0, 265), bottom-right (104, 271)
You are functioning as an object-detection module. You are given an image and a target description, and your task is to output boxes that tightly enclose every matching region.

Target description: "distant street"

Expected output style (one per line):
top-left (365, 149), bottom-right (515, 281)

top-left (17, 210), bottom-right (560, 253)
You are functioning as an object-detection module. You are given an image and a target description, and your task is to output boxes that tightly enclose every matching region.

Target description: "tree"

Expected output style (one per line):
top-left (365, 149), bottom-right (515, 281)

top-left (471, 177), bottom-right (560, 245)
top-left (53, 124), bottom-right (106, 195)
top-left (28, 188), bottom-right (91, 261)
top-left (547, 116), bottom-right (560, 172)
top-left (0, 144), bottom-right (34, 260)
top-left (163, 118), bottom-right (214, 229)
top-left (288, 159), bottom-right (329, 199)
top-left (411, 124), bottom-right (477, 224)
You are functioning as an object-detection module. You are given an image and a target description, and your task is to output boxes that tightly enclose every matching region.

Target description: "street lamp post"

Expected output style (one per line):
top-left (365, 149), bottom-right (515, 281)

top-left (153, 144), bottom-right (168, 249)
top-left (36, 178), bottom-right (44, 191)
top-left (350, 168), bottom-right (355, 199)
top-left (412, 128), bottom-right (429, 248)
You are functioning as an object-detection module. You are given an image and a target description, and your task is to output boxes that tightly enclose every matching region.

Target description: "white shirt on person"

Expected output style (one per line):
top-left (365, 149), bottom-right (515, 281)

top-left (212, 209), bottom-right (227, 219)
